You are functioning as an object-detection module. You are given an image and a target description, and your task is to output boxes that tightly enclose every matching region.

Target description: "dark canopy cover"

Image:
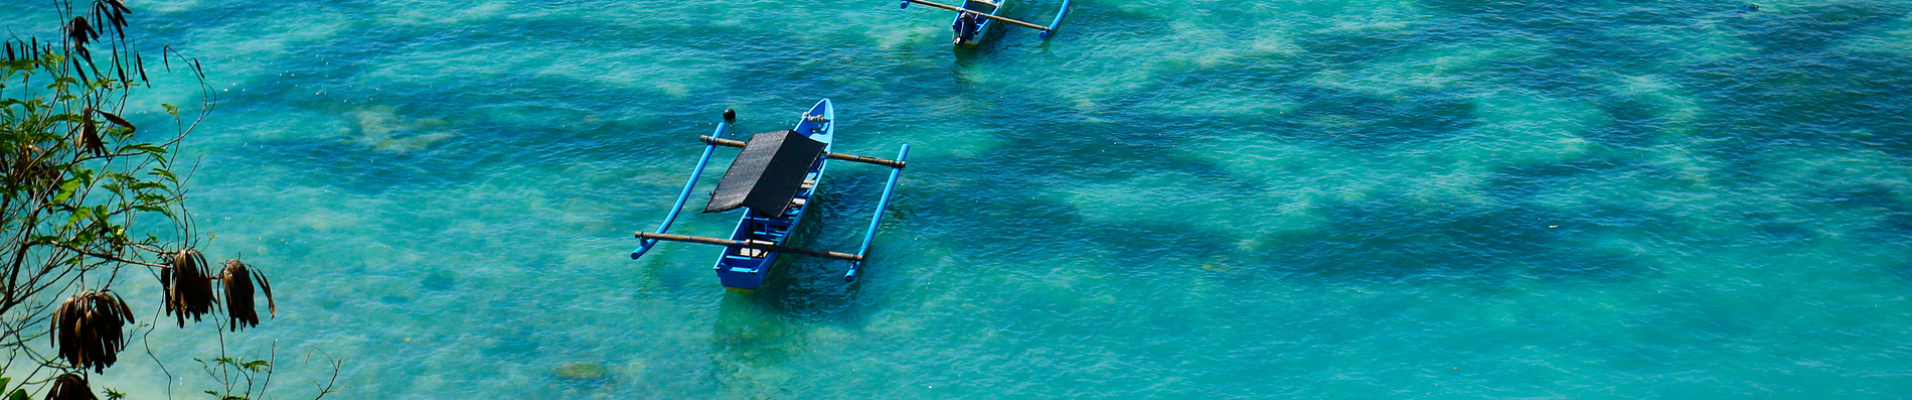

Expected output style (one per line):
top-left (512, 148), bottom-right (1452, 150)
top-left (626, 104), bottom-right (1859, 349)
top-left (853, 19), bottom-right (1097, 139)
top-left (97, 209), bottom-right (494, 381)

top-left (703, 130), bottom-right (826, 217)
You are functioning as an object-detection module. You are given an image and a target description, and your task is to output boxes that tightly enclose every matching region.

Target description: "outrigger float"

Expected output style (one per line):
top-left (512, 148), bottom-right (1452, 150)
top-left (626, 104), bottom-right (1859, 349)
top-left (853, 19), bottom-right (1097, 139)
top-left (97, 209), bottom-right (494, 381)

top-left (899, 0), bottom-right (1071, 47)
top-left (631, 99), bottom-right (910, 292)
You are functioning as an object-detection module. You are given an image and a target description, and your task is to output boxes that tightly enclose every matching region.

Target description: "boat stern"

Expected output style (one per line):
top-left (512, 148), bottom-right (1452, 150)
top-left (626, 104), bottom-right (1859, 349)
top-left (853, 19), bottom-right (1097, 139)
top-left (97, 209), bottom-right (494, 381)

top-left (715, 252), bottom-right (776, 292)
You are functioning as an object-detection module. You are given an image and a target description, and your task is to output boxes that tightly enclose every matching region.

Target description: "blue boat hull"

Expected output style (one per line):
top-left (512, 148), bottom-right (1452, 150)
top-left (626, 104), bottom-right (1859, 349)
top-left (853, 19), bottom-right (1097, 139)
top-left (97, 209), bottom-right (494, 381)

top-left (712, 99), bottom-right (834, 292)
top-left (953, 0), bottom-right (1004, 47)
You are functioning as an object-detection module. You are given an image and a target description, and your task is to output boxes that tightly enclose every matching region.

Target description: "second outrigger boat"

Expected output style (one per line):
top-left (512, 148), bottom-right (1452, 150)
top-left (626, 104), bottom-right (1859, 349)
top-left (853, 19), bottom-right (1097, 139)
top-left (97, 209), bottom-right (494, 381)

top-left (899, 0), bottom-right (1071, 47)
top-left (631, 99), bottom-right (909, 292)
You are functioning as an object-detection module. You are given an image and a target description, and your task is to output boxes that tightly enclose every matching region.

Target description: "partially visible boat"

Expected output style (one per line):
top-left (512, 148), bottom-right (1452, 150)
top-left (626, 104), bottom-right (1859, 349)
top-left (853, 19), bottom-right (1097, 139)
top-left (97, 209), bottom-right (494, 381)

top-left (952, 0), bottom-right (1006, 47)
top-left (900, 0), bottom-right (1072, 47)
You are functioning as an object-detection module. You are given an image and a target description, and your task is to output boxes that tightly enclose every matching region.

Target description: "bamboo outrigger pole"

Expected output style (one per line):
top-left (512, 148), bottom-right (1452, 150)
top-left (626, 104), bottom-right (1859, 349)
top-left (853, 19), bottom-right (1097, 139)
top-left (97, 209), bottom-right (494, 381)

top-left (700, 136), bottom-right (908, 169)
top-left (632, 110), bottom-right (736, 260)
top-left (901, 0), bottom-right (1052, 32)
top-left (844, 144), bottom-right (909, 283)
top-left (634, 232), bottom-right (865, 261)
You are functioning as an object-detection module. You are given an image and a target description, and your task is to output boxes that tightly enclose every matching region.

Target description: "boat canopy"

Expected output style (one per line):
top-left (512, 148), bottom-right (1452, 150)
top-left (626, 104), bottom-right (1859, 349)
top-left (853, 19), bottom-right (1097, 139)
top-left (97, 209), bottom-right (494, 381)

top-left (703, 130), bottom-right (827, 217)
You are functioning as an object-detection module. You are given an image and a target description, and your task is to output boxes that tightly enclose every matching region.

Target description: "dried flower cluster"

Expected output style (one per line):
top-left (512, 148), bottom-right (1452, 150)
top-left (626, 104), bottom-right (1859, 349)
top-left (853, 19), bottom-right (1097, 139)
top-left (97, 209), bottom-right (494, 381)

top-left (52, 291), bottom-right (133, 373)
top-left (155, 250), bottom-right (277, 331)
top-left (220, 260), bottom-right (275, 331)
top-left (48, 254), bottom-right (282, 395)
top-left (161, 249), bottom-right (216, 326)
top-left (46, 373), bottom-right (97, 400)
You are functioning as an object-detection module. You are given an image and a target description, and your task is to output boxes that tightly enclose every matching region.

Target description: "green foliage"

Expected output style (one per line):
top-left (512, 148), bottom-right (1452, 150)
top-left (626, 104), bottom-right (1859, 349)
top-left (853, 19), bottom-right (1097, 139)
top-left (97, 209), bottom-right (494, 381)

top-left (197, 357), bottom-right (274, 373)
top-left (0, 1), bottom-right (308, 399)
top-left (195, 357), bottom-right (275, 400)
top-left (1, 48), bottom-right (179, 259)
top-left (0, 1), bottom-right (338, 399)
top-left (0, 376), bottom-right (17, 400)
top-left (203, 391), bottom-right (248, 400)
top-left (0, 376), bottom-right (29, 400)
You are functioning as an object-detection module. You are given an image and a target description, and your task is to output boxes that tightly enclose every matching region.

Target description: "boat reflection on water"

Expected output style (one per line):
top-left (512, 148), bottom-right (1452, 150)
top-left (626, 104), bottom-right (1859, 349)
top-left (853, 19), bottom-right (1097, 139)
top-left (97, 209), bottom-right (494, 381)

top-left (706, 294), bottom-right (807, 394)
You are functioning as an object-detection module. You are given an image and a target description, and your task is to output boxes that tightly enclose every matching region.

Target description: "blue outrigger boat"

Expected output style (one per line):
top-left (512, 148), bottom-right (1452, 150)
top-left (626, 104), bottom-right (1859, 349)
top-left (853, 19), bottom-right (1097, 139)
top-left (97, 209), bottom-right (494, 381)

top-left (632, 99), bottom-right (909, 292)
top-left (900, 0), bottom-right (1071, 47)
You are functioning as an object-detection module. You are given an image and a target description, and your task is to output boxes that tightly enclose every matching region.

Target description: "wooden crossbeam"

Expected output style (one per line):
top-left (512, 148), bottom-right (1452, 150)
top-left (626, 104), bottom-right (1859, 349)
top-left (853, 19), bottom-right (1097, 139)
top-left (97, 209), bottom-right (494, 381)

top-left (902, 0), bottom-right (1052, 32)
top-left (700, 136), bottom-right (908, 169)
top-left (634, 232), bottom-right (865, 261)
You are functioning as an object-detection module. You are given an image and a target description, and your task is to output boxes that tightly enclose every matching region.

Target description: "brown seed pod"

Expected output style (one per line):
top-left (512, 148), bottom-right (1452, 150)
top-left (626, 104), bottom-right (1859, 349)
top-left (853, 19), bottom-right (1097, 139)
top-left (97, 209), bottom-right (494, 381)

top-left (219, 260), bottom-right (274, 331)
top-left (67, 16), bottom-right (93, 62)
top-left (71, 56), bottom-right (88, 83)
top-left (45, 373), bottom-right (97, 400)
top-left (77, 109), bottom-right (105, 157)
top-left (93, 109), bottom-right (133, 134)
top-left (256, 270), bottom-right (275, 317)
top-left (51, 291), bottom-right (133, 373)
top-left (162, 249), bottom-right (216, 327)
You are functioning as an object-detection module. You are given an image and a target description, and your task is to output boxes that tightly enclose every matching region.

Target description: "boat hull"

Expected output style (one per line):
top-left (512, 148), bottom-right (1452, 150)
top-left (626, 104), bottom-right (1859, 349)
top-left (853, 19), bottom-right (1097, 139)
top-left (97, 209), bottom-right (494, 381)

top-left (953, 0), bottom-right (1004, 47)
top-left (712, 99), bottom-right (834, 292)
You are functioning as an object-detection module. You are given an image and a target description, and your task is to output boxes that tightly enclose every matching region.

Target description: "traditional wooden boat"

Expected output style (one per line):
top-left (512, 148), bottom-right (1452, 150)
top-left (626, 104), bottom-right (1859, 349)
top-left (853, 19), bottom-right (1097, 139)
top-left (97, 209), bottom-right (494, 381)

top-left (631, 99), bottom-right (909, 292)
top-left (900, 0), bottom-right (1071, 47)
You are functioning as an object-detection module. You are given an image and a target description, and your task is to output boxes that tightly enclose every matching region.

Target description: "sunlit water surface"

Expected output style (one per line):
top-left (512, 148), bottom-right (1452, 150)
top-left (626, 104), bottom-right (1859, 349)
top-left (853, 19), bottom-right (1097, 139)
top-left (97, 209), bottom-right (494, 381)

top-left (6, 0), bottom-right (1912, 397)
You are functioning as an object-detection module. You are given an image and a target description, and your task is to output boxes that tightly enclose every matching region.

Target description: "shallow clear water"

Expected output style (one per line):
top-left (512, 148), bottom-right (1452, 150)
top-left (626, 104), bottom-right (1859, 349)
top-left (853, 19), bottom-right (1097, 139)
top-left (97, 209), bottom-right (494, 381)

top-left (7, 0), bottom-right (1912, 397)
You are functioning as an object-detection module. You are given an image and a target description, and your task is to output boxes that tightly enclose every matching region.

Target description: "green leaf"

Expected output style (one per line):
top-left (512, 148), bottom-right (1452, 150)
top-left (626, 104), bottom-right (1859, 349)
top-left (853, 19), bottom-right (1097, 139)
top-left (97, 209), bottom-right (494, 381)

top-left (51, 178), bottom-right (81, 203)
top-left (134, 204), bottom-right (173, 217)
top-left (8, 389), bottom-right (25, 400)
top-left (150, 168), bottom-right (178, 183)
top-left (121, 143), bottom-right (168, 155)
top-left (162, 103), bottom-right (178, 116)
top-left (66, 204), bottom-right (92, 227)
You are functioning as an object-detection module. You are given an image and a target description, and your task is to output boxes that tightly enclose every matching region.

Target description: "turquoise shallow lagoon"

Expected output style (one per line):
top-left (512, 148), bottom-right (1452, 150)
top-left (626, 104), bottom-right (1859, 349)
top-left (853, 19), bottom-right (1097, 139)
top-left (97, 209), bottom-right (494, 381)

top-left (7, 0), bottom-right (1912, 398)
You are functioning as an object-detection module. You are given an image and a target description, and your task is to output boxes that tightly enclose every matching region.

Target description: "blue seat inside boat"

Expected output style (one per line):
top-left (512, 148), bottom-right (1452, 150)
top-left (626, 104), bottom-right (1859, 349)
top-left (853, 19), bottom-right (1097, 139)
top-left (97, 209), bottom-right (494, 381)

top-left (752, 226), bottom-right (788, 238)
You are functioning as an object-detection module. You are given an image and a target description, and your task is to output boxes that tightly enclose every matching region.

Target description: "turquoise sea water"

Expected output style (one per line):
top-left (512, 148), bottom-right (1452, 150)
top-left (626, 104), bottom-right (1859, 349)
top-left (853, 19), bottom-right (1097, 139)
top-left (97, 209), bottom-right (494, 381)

top-left (8, 0), bottom-right (1912, 398)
